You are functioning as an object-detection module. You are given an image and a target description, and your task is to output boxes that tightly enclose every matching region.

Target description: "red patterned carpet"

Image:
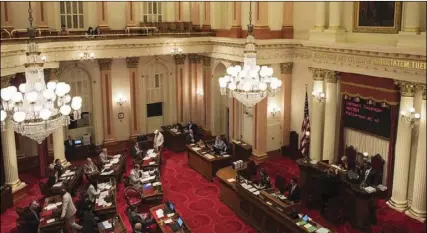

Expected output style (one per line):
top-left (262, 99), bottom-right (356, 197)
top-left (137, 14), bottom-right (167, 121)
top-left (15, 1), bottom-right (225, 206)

top-left (1, 150), bottom-right (424, 233)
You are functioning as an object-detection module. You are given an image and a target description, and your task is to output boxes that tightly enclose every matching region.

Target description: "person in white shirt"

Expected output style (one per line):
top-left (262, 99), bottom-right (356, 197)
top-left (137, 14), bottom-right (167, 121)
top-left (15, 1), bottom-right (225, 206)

top-left (99, 148), bottom-right (111, 164)
top-left (213, 136), bottom-right (227, 153)
top-left (84, 158), bottom-right (99, 175)
top-left (60, 189), bottom-right (82, 233)
top-left (153, 130), bottom-right (164, 151)
top-left (130, 164), bottom-right (143, 189)
top-left (86, 180), bottom-right (100, 203)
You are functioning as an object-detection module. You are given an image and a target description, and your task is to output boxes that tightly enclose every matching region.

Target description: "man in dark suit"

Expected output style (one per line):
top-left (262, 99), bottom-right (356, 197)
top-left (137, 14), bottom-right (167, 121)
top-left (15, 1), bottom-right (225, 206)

top-left (360, 161), bottom-right (376, 187)
top-left (128, 205), bottom-right (154, 232)
top-left (187, 121), bottom-right (198, 135)
top-left (186, 129), bottom-right (196, 143)
top-left (64, 135), bottom-right (75, 160)
top-left (21, 200), bottom-right (41, 233)
top-left (286, 178), bottom-right (300, 202)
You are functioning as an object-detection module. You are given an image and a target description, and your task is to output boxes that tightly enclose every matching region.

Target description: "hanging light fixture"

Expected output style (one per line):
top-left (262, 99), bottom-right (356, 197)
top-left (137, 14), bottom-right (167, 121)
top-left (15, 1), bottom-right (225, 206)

top-left (0, 3), bottom-right (82, 144)
top-left (79, 47), bottom-right (95, 61)
top-left (169, 43), bottom-right (183, 56)
top-left (218, 2), bottom-right (281, 107)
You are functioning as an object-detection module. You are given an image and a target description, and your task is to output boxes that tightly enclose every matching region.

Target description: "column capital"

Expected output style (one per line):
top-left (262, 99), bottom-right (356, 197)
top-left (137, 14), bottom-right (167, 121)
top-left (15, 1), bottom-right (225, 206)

top-left (395, 80), bottom-right (416, 97)
top-left (174, 54), bottom-right (186, 65)
top-left (202, 56), bottom-right (211, 66)
top-left (126, 57), bottom-right (140, 68)
top-left (415, 84), bottom-right (426, 100)
top-left (98, 58), bottom-right (113, 70)
top-left (325, 71), bottom-right (339, 83)
top-left (1, 74), bottom-right (14, 87)
top-left (189, 54), bottom-right (202, 64)
top-left (309, 67), bottom-right (327, 81)
top-left (280, 62), bottom-right (294, 74)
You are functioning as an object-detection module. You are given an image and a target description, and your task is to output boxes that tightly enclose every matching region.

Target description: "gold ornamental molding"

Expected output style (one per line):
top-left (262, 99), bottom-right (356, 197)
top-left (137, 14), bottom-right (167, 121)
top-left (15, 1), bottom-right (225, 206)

top-left (415, 84), bottom-right (426, 100)
top-left (188, 53), bottom-right (202, 64)
top-left (125, 57), bottom-right (139, 68)
top-left (174, 54), bottom-right (186, 65)
top-left (325, 71), bottom-right (339, 83)
top-left (202, 56), bottom-right (211, 66)
top-left (309, 67), bottom-right (327, 81)
top-left (98, 58), bottom-right (113, 70)
top-left (395, 80), bottom-right (416, 97)
top-left (280, 62), bottom-right (293, 74)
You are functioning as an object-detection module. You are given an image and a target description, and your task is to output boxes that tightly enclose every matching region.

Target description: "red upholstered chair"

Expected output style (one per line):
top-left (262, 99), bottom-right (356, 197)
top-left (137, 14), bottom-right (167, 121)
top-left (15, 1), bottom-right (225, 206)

top-left (124, 186), bottom-right (143, 207)
top-left (371, 154), bottom-right (384, 186)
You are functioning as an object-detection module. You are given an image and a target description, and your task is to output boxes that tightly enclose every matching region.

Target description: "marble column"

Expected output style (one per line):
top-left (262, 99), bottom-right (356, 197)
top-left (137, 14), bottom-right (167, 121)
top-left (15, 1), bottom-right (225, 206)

top-left (1, 2), bottom-right (14, 30)
top-left (126, 57), bottom-right (141, 139)
top-left (201, 2), bottom-right (211, 31)
top-left (125, 2), bottom-right (137, 27)
top-left (174, 55), bottom-right (186, 123)
top-left (281, 2), bottom-right (293, 39)
top-left (280, 63), bottom-right (293, 147)
top-left (328, 2), bottom-right (342, 30)
top-left (405, 85), bottom-right (426, 222)
top-left (308, 68), bottom-right (326, 161)
top-left (189, 54), bottom-right (202, 124)
top-left (252, 98), bottom-right (268, 161)
top-left (322, 71), bottom-right (339, 163)
top-left (1, 119), bottom-right (26, 193)
top-left (97, 1), bottom-right (109, 30)
top-left (99, 59), bottom-right (115, 144)
top-left (387, 81), bottom-right (416, 212)
top-left (402, 2), bottom-right (421, 34)
top-left (203, 56), bottom-right (212, 129)
top-left (52, 127), bottom-right (69, 166)
top-left (190, 2), bottom-right (200, 30)
top-left (313, 2), bottom-right (327, 31)
top-left (230, 2), bottom-right (242, 38)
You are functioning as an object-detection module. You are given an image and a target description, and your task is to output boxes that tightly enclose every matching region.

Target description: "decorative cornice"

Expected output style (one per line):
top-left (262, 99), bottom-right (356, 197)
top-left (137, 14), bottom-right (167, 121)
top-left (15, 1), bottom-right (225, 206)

top-left (280, 62), bottom-right (293, 74)
top-left (98, 58), bottom-right (113, 70)
top-left (174, 54), bottom-right (186, 65)
top-left (325, 71), bottom-right (339, 83)
top-left (126, 57), bottom-right (139, 68)
top-left (1, 74), bottom-right (14, 87)
top-left (202, 56), bottom-right (211, 66)
top-left (395, 80), bottom-right (416, 97)
top-left (189, 54), bottom-right (202, 64)
top-left (309, 67), bottom-right (327, 81)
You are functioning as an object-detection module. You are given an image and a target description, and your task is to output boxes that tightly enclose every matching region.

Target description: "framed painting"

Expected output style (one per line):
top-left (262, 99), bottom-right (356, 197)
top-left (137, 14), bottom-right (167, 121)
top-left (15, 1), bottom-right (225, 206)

top-left (353, 1), bottom-right (402, 34)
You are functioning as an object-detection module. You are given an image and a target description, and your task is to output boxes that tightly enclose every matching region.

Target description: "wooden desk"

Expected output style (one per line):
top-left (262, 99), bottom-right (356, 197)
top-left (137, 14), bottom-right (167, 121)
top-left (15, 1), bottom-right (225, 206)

top-left (97, 215), bottom-right (126, 233)
top-left (138, 150), bottom-right (161, 169)
top-left (216, 166), bottom-right (334, 233)
top-left (162, 125), bottom-right (188, 153)
top-left (50, 166), bottom-right (83, 195)
top-left (94, 186), bottom-right (117, 220)
top-left (99, 154), bottom-right (127, 183)
top-left (297, 159), bottom-right (385, 232)
top-left (149, 204), bottom-right (191, 233)
top-left (186, 145), bottom-right (232, 181)
top-left (231, 140), bottom-right (252, 161)
top-left (39, 195), bottom-right (65, 233)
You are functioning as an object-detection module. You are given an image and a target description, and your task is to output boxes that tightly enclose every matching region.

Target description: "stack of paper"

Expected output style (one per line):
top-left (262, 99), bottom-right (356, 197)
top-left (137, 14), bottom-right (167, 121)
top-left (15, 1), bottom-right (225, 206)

top-left (155, 209), bottom-right (164, 218)
top-left (364, 186), bottom-right (376, 193)
top-left (204, 154), bottom-right (215, 160)
top-left (164, 219), bottom-right (173, 224)
top-left (149, 161), bottom-right (156, 165)
top-left (46, 219), bottom-right (55, 224)
top-left (167, 213), bottom-right (175, 217)
top-left (227, 178), bottom-right (236, 183)
top-left (141, 176), bottom-right (156, 183)
top-left (44, 204), bottom-right (58, 211)
top-left (101, 170), bottom-right (114, 175)
top-left (147, 149), bottom-right (154, 154)
top-left (316, 228), bottom-right (330, 233)
top-left (110, 158), bottom-right (119, 164)
top-left (222, 154), bottom-right (230, 158)
top-left (101, 220), bottom-right (112, 229)
top-left (148, 153), bottom-right (157, 158)
top-left (192, 147), bottom-right (201, 151)
top-left (143, 157), bottom-right (150, 161)
top-left (53, 182), bottom-right (63, 187)
top-left (153, 182), bottom-right (162, 186)
top-left (377, 184), bottom-right (387, 191)
top-left (113, 154), bottom-right (121, 159)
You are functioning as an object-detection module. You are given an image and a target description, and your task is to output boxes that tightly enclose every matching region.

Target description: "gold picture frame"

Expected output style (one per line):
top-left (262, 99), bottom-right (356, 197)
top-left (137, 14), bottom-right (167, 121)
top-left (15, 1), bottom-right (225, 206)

top-left (353, 2), bottom-right (402, 34)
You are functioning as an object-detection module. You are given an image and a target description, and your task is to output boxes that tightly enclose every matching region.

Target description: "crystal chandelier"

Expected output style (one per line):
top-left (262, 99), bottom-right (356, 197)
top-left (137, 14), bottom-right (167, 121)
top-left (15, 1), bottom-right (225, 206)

top-left (218, 2), bottom-right (282, 107)
top-left (0, 3), bottom-right (82, 144)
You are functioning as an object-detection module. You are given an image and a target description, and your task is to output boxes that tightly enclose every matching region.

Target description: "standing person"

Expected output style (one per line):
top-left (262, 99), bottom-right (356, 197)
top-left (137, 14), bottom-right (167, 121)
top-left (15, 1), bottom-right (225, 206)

top-left (64, 135), bottom-right (75, 160)
top-left (153, 130), bottom-right (164, 152)
top-left (60, 189), bottom-right (83, 233)
top-left (21, 200), bottom-right (41, 232)
top-left (286, 178), bottom-right (301, 202)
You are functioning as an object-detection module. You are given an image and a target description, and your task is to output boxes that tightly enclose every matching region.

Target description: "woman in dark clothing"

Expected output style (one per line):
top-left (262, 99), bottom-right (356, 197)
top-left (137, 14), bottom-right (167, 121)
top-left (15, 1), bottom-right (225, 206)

top-left (94, 27), bottom-right (102, 35)
top-left (81, 210), bottom-right (99, 233)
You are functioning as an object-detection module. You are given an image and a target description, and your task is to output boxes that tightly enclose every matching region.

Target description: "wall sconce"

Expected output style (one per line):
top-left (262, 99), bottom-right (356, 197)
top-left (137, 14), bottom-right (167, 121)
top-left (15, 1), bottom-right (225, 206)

top-left (116, 95), bottom-right (127, 106)
top-left (41, 55), bottom-right (47, 62)
top-left (196, 89), bottom-right (204, 96)
top-left (363, 152), bottom-right (369, 157)
top-left (79, 51), bottom-right (95, 61)
top-left (269, 106), bottom-right (281, 117)
top-left (400, 107), bottom-right (420, 127)
top-left (312, 91), bottom-right (325, 102)
top-left (305, 131), bottom-right (310, 137)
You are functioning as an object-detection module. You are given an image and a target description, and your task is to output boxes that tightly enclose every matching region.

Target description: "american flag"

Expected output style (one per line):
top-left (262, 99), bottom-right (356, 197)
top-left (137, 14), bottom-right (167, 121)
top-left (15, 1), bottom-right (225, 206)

top-left (300, 88), bottom-right (310, 155)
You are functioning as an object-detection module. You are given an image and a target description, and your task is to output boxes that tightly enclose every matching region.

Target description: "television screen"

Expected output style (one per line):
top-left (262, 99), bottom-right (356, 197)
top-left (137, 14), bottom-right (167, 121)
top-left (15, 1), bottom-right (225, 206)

top-left (147, 102), bottom-right (163, 117)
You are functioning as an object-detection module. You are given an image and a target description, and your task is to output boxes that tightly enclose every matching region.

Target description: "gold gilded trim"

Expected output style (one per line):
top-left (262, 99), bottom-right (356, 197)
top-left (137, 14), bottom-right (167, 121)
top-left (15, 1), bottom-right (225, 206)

top-left (341, 92), bottom-right (399, 105)
top-left (340, 81), bottom-right (399, 93)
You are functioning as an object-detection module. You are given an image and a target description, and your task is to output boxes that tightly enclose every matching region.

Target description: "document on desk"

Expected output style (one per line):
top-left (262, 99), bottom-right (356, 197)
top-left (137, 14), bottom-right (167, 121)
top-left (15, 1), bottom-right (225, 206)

top-left (53, 182), bottom-right (63, 187)
top-left (143, 157), bottom-right (150, 160)
top-left (364, 186), bottom-right (376, 193)
top-left (204, 154), bottom-right (215, 160)
top-left (167, 213), bottom-right (175, 217)
top-left (101, 170), bottom-right (114, 175)
top-left (44, 204), bottom-right (58, 210)
top-left (164, 219), bottom-right (173, 224)
top-left (192, 147), bottom-right (202, 151)
top-left (114, 154), bottom-right (121, 159)
top-left (222, 154), bottom-right (230, 158)
top-left (153, 182), bottom-right (162, 186)
top-left (315, 228), bottom-right (330, 233)
top-left (147, 149), bottom-right (154, 154)
top-left (155, 209), bottom-right (164, 218)
top-left (248, 188), bottom-right (257, 192)
top-left (227, 178), bottom-right (236, 183)
top-left (102, 220), bottom-right (113, 229)
top-left (253, 191), bottom-right (260, 195)
top-left (149, 161), bottom-right (156, 165)
top-left (46, 218), bottom-right (55, 224)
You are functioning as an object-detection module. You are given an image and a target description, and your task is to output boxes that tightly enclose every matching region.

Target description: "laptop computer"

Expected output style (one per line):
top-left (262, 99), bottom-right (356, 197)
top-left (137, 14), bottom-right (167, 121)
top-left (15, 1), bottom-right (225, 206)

top-left (74, 140), bottom-right (82, 147)
top-left (164, 201), bottom-right (175, 214)
top-left (170, 217), bottom-right (184, 232)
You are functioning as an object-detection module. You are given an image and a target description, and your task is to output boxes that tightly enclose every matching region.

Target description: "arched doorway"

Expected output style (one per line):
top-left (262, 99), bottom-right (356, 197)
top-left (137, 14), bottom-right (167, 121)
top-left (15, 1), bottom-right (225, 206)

top-left (59, 67), bottom-right (94, 140)
top-left (211, 62), bottom-right (229, 136)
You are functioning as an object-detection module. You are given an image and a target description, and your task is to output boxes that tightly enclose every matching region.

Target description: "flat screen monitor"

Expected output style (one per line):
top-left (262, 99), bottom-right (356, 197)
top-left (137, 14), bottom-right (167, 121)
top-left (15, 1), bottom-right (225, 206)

top-left (177, 217), bottom-right (183, 227)
top-left (147, 102), bottom-right (163, 117)
top-left (168, 202), bottom-right (174, 212)
top-left (75, 140), bottom-right (82, 145)
top-left (302, 215), bottom-right (309, 222)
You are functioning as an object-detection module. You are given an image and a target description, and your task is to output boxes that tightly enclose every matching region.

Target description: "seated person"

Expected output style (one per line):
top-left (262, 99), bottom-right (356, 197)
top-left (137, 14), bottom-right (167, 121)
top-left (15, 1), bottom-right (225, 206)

top-left (84, 158), bottom-right (99, 176)
top-left (212, 136), bottom-right (227, 154)
top-left (187, 121), bottom-right (197, 133)
top-left (20, 200), bottom-right (41, 233)
top-left (87, 179), bottom-right (100, 203)
top-left (46, 164), bottom-right (57, 188)
top-left (130, 164), bottom-right (155, 189)
top-left (81, 209), bottom-right (99, 233)
top-left (53, 159), bottom-right (65, 181)
top-left (59, 24), bottom-right (69, 36)
top-left (132, 142), bottom-right (143, 159)
top-left (338, 156), bottom-right (353, 171)
top-left (360, 161), bottom-right (376, 187)
top-left (129, 205), bottom-right (154, 232)
top-left (76, 192), bottom-right (93, 219)
top-left (186, 129), bottom-right (196, 143)
top-left (99, 148), bottom-right (113, 164)
top-left (285, 178), bottom-right (300, 202)
top-left (258, 168), bottom-right (271, 189)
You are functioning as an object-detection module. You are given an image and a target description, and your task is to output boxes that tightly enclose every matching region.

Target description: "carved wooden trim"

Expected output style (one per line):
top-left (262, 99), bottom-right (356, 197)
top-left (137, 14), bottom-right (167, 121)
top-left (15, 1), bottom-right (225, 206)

top-left (280, 62), bottom-right (293, 74)
top-left (395, 81), bottom-right (416, 97)
top-left (126, 57), bottom-right (139, 68)
top-left (189, 54), bottom-right (202, 64)
top-left (98, 58), bottom-right (113, 70)
top-left (174, 54), bottom-right (186, 65)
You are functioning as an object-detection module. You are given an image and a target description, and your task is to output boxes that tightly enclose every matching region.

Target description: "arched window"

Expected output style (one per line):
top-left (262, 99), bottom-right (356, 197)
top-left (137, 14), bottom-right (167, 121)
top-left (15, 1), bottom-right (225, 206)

top-left (142, 2), bottom-right (163, 23)
top-left (60, 1), bottom-right (84, 29)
